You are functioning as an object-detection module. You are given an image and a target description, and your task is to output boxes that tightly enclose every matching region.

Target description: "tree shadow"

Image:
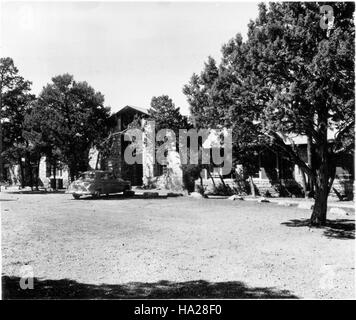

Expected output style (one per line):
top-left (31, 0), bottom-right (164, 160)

top-left (2, 276), bottom-right (298, 299)
top-left (75, 194), bottom-right (169, 201)
top-left (6, 190), bottom-right (65, 195)
top-left (281, 218), bottom-right (355, 240)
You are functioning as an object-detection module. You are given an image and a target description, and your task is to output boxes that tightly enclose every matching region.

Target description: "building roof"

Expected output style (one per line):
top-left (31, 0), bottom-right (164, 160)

top-left (283, 129), bottom-right (337, 145)
top-left (116, 105), bottom-right (149, 115)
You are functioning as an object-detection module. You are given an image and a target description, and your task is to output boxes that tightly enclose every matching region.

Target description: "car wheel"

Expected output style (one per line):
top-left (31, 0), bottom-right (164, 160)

top-left (92, 190), bottom-right (101, 199)
top-left (73, 194), bottom-right (81, 200)
top-left (123, 190), bottom-right (135, 197)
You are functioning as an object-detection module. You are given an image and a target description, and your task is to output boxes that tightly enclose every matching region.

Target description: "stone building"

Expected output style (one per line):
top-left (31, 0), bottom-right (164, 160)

top-left (3, 157), bottom-right (70, 189)
top-left (103, 105), bottom-right (148, 186)
top-left (102, 105), bottom-right (183, 190)
top-left (3, 105), bottom-right (182, 190)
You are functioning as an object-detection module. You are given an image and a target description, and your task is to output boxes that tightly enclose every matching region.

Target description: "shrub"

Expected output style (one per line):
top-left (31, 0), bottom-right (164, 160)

top-left (263, 190), bottom-right (272, 198)
top-left (195, 184), bottom-right (205, 195)
top-left (182, 164), bottom-right (202, 192)
top-left (213, 183), bottom-right (234, 196)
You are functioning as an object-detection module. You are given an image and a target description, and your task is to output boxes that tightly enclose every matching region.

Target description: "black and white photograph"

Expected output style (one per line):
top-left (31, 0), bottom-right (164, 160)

top-left (0, 0), bottom-right (355, 304)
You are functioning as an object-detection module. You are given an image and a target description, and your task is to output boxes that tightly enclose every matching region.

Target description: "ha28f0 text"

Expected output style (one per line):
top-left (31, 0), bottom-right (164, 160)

top-left (177, 304), bottom-right (222, 315)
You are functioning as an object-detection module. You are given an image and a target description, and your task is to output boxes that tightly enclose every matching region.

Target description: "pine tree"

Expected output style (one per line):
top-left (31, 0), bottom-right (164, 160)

top-left (183, 2), bottom-right (355, 225)
top-left (0, 57), bottom-right (35, 186)
top-left (26, 74), bottom-right (111, 180)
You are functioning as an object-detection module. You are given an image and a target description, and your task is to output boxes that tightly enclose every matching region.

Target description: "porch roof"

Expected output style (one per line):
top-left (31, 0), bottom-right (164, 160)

top-left (116, 105), bottom-right (149, 115)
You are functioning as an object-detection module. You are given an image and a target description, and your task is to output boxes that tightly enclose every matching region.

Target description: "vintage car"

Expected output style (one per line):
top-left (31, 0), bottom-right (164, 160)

top-left (66, 170), bottom-right (131, 199)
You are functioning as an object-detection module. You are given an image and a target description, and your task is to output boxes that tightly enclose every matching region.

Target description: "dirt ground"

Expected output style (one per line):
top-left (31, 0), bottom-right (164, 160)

top-left (1, 191), bottom-right (355, 299)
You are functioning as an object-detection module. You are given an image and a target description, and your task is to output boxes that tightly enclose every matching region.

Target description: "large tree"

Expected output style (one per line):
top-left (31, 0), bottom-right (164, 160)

top-left (184, 2), bottom-right (355, 225)
top-left (183, 51), bottom-right (261, 191)
top-left (246, 2), bottom-right (354, 225)
top-left (26, 74), bottom-right (111, 180)
top-left (146, 95), bottom-right (200, 191)
top-left (0, 57), bottom-right (35, 186)
top-left (148, 95), bottom-right (189, 134)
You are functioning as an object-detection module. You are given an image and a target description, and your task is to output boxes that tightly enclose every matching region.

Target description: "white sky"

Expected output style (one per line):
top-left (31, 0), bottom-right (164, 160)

top-left (0, 1), bottom-right (259, 115)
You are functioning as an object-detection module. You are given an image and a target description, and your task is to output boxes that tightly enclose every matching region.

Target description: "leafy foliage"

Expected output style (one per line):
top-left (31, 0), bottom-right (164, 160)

top-left (0, 57), bottom-right (35, 185)
top-left (183, 2), bottom-right (355, 225)
top-left (25, 74), bottom-right (111, 179)
top-left (148, 95), bottom-right (189, 134)
top-left (1, 58), bottom-right (35, 161)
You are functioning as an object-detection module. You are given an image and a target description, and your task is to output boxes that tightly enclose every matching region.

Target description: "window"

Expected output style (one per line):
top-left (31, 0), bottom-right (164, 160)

top-left (103, 172), bottom-right (115, 180)
top-left (79, 172), bottom-right (96, 180)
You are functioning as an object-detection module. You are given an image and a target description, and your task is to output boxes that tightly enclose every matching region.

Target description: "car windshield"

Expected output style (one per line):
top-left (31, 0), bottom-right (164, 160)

top-left (78, 172), bottom-right (96, 180)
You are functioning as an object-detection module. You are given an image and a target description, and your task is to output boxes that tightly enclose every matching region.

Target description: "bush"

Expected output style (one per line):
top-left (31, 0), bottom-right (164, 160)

top-left (213, 183), bottom-right (234, 196)
top-left (263, 190), bottom-right (272, 198)
top-left (182, 164), bottom-right (202, 193)
top-left (195, 184), bottom-right (205, 195)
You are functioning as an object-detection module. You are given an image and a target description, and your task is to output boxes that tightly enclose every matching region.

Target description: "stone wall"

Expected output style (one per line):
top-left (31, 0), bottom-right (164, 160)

top-left (141, 121), bottom-right (183, 190)
top-left (38, 157), bottom-right (70, 188)
top-left (88, 148), bottom-right (99, 170)
top-left (107, 134), bottom-right (123, 177)
top-left (142, 120), bottom-right (155, 187)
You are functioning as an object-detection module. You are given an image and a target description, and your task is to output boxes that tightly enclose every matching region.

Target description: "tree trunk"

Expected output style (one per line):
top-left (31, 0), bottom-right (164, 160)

top-left (327, 165), bottom-right (336, 196)
top-left (310, 122), bottom-right (329, 226)
top-left (307, 134), bottom-right (314, 195)
top-left (300, 168), bottom-right (307, 198)
top-left (249, 175), bottom-right (256, 197)
top-left (0, 87), bottom-right (3, 184)
top-left (310, 175), bottom-right (329, 226)
top-left (53, 161), bottom-right (57, 190)
top-left (70, 171), bottom-right (75, 183)
top-left (28, 155), bottom-right (34, 191)
top-left (69, 161), bottom-right (76, 182)
top-left (34, 158), bottom-right (39, 191)
top-left (0, 121), bottom-right (2, 184)
top-left (95, 151), bottom-right (101, 170)
top-left (218, 172), bottom-right (227, 188)
top-left (68, 151), bottom-right (77, 182)
top-left (19, 157), bottom-right (25, 188)
top-left (207, 169), bottom-right (216, 188)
